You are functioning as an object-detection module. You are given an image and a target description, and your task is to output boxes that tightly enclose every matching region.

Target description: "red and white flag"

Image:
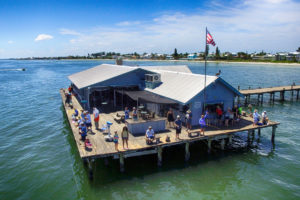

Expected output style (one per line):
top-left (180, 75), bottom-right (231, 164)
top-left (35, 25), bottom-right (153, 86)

top-left (206, 30), bottom-right (216, 46)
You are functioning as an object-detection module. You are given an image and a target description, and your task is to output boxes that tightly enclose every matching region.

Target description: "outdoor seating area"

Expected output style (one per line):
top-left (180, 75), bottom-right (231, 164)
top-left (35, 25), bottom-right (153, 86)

top-left (61, 88), bottom-right (279, 160)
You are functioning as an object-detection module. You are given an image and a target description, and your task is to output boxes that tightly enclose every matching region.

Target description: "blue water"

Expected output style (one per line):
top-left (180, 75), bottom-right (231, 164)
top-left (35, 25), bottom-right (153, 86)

top-left (1, 60), bottom-right (300, 200)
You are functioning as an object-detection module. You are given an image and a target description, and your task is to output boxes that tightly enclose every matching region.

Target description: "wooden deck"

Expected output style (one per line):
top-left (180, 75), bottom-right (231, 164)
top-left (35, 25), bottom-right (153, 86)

top-left (60, 89), bottom-right (280, 161)
top-left (240, 85), bottom-right (300, 95)
top-left (239, 85), bottom-right (300, 105)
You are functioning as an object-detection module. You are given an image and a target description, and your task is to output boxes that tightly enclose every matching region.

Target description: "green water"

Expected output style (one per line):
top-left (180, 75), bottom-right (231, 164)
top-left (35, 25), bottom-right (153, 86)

top-left (0, 60), bottom-right (300, 200)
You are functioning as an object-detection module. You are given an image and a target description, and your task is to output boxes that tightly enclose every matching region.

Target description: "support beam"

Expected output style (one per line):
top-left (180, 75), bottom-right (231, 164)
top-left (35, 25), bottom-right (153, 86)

top-left (220, 139), bottom-right (225, 150)
top-left (261, 94), bottom-right (264, 105)
top-left (280, 89), bottom-right (285, 101)
top-left (119, 153), bottom-right (125, 172)
top-left (257, 94), bottom-right (260, 105)
top-left (297, 90), bottom-right (299, 100)
top-left (251, 130), bottom-right (255, 143)
top-left (273, 92), bottom-right (275, 103)
top-left (207, 139), bottom-right (212, 153)
top-left (87, 158), bottom-right (93, 180)
top-left (185, 142), bottom-right (190, 162)
top-left (269, 93), bottom-right (272, 103)
top-left (258, 128), bottom-right (261, 137)
top-left (247, 130), bottom-right (251, 141)
top-left (228, 135), bottom-right (233, 144)
top-left (272, 125), bottom-right (277, 144)
top-left (157, 146), bottom-right (163, 167)
top-left (104, 157), bottom-right (109, 166)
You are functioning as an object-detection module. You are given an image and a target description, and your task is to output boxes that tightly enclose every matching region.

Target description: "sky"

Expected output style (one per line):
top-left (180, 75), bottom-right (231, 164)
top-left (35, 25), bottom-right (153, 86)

top-left (0, 0), bottom-right (300, 58)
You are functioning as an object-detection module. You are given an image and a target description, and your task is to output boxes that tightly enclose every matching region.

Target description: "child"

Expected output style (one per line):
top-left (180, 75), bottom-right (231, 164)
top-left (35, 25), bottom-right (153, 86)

top-left (199, 114), bottom-right (207, 136)
top-left (113, 131), bottom-right (119, 151)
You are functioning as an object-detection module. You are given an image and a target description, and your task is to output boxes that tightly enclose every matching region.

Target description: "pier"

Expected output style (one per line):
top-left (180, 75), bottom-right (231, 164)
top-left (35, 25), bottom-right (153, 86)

top-left (60, 89), bottom-right (280, 178)
top-left (239, 84), bottom-right (300, 105)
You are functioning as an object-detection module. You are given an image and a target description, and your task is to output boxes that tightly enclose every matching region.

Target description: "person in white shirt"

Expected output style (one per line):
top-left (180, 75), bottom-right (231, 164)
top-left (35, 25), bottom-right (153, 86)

top-left (262, 111), bottom-right (269, 125)
top-left (145, 126), bottom-right (155, 144)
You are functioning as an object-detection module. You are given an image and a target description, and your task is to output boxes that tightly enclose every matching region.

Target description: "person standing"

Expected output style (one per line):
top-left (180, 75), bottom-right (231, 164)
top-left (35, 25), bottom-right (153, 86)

top-left (199, 114), bottom-right (207, 136)
top-left (79, 122), bottom-right (87, 141)
top-left (124, 107), bottom-right (130, 120)
top-left (85, 112), bottom-right (92, 131)
top-left (132, 107), bottom-right (138, 121)
top-left (93, 107), bottom-right (100, 130)
top-left (113, 131), bottom-right (119, 151)
top-left (253, 109), bottom-right (260, 126)
top-left (262, 111), bottom-right (269, 125)
top-left (167, 109), bottom-right (175, 128)
top-left (174, 115), bottom-right (182, 140)
top-left (216, 106), bottom-right (223, 127)
top-left (121, 126), bottom-right (129, 149)
top-left (185, 110), bottom-right (192, 130)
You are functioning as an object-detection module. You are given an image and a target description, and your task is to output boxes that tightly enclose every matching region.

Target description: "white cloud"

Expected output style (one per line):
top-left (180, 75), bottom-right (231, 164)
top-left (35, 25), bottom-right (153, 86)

top-left (8, 40), bottom-right (14, 44)
top-left (35, 34), bottom-right (53, 42)
top-left (59, 28), bottom-right (81, 36)
top-left (59, 0), bottom-right (300, 55)
top-left (116, 21), bottom-right (141, 26)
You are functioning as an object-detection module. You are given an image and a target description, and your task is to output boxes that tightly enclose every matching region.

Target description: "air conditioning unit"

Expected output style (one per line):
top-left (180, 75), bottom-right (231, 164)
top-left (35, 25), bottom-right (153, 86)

top-left (145, 74), bottom-right (161, 83)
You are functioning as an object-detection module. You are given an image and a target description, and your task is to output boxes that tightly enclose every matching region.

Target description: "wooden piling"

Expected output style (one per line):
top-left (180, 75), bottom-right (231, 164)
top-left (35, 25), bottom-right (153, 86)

top-left (273, 92), bottom-right (275, 103)
top-left (271, 125), bottom-right (277, 144)
top-left (157, 146), bottom-right (163, 167)
top-left (247, 130), bottom-right (251, 141)
top-left (291, 85), bottom-right (294, 101)
top-left (257, 94), bottom-right (260, 105)
top-left (185, 142), bottom-right (190, 162)
top-left (269, 93), bottom-right (272, 103)
top-left (229, 135), bottom-right (233, 144)
top-left (119, 153), bottom-right (125, 172)
top-left (297, 90), bottom-right (299, 100)
top-left (207, 139), bottom-right (212, 153)
top-left (87, 158), bottom-right (93, 180)
top-left (220, 139), bottom-right (225, 150)
top-left (261, 94), bottom-right (264, 105)
top-left (258, 128), bottom-right (261, 137)
top-left (280, 89), bottom-right (285, 101)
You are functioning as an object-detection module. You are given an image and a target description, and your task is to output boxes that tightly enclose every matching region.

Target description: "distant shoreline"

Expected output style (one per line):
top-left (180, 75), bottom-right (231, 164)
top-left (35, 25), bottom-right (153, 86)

top-left (3, 58), bottom-right (300, 66)
top-left (122, 59), bottom-right (300, 66)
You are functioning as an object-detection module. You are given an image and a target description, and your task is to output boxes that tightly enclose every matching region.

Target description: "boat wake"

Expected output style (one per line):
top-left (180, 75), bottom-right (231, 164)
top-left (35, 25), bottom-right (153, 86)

top-left (0, 68), bottom-right (26, 71)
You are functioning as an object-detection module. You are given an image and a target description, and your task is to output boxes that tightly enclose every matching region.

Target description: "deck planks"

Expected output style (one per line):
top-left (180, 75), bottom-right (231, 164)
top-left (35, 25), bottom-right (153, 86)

top-left (60, 89), bottom-right (280, 159)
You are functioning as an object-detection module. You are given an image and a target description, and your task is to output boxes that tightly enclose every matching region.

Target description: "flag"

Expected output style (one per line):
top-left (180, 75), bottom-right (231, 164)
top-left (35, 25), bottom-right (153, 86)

top-left (206, 30), bottom-right (216, 46)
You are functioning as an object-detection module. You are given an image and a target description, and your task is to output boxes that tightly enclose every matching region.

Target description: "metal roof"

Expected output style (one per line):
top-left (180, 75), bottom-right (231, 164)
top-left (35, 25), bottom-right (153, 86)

top-left (144, 70), bottom-right (218, 104)
top-left (68, 64), bottom-right (242, 104)
top-left (68, 64), bottom-right (139, 89)
top-left (141, 65), bottom-right (192, 73)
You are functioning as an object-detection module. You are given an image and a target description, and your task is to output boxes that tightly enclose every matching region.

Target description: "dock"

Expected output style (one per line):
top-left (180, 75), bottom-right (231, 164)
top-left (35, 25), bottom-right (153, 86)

top-left (239, 84), bottom-right (300, 105)
top-left (60, 89), bottom-right (280, 176)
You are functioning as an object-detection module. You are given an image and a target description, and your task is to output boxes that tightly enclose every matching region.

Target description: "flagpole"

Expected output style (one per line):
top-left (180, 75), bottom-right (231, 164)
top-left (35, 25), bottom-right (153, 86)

top-left (203, 27), bottom-right (207, 113)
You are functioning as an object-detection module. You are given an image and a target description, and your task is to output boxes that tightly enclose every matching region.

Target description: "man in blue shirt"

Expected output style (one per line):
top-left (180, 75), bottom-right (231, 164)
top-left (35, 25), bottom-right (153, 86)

top-left (85, 112), bottom-right (92, 130)
top-left (145, 126), bottom-right (155, 144)
top-left (124, 107), bottom-right (130, 120)
top-left (175, 115), bottom-right (182, 140)
top-left (79, 123), bottom-right (87, 141)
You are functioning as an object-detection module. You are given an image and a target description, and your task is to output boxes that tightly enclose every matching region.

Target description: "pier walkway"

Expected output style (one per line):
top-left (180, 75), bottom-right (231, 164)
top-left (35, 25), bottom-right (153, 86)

top-left (239, 84), bottom-right (300, 105)
top-left (60, 89), bottom-right (279, 174)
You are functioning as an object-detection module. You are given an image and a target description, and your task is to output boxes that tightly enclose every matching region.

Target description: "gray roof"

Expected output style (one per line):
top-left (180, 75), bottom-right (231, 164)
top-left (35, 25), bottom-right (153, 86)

top-left (68, 64), bottom-right (138, 89)
top-left (141, 65), bottom-right (192, 73)
top-left (145, 70), bottom-right (218, 104)
top-left (68, 64), bottom-right (240, 104)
